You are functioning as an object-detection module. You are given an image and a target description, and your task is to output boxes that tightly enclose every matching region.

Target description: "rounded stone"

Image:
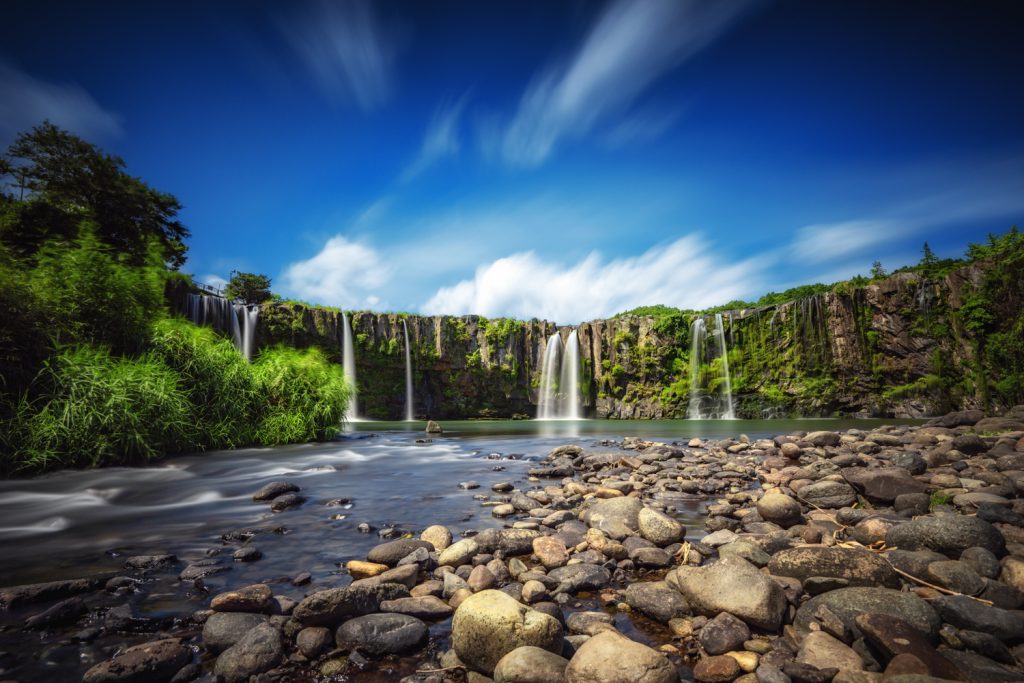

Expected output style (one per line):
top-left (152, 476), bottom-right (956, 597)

top-left (452, 589), bottom-right (563, 674)
top-left (638, 506), bottom-right (686, 545)
top-left (533, 536), bottom-right (570, 569)
top-left (564, 630), bottom-right (676, 683)
top-left (755, 492), bottom-right (803, 528)
top-left (693, 654), bottom-right (741, 682)
top-left (493, 645), bottom-right (569, 683)
top-left (420, 525), bottom-right (453, 551)
top-left (202, 612), bottom-right (269, 653)
top-left (438, 538), bottom-right (479, 567)
top-left (334, 613), bottom-right (428, 656)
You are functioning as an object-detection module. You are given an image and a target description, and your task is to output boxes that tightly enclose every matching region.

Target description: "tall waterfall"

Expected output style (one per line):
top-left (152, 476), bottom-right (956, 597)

top-left (559, 329), bottom-right (581, 419)
top-left (341, 312), bottom-right (360, 421)
top-left (687, 314), bottom-right (735, 419)
top-left (185, 293), bottom-right (258, 361)
top-left (537, 333), bottom-right (563, 419)
top-left (403, 320), bottom-right (414, 421)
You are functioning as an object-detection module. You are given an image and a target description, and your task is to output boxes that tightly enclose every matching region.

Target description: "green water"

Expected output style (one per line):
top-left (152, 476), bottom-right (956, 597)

top-left (349, 417), bottom-right (925, 441)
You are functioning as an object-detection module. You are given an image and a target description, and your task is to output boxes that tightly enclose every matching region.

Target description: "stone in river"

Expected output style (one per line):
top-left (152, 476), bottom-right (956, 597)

top-left (24, 596), bottom-right (86, 629)
top-left (624, 581), bottom-right (690, 624)
top-left (755, 491), bottom-right (803, 528)
top-left (296, 626), bottom-right (333, 659)
top-left (674, 556), bottom-right (786, 630)
top-left (366, 538), bottom-right (435, 566)
top-left (798, 480), bottom-right (857, 509)
top-left (380, 595), bottom-right (453, 620)
top-left (252, 481), bottom-right (299, 501)
top-left (210, 584), bottom-right (274, 613)
top-left (125, 554), bottom-right (176, 569)
top-left (796, 631), bottom-right (864, 674)
top-left (493, 645), bottom-right (569, 683)
top-left (885, 515), bottom-right (1006, 558)
top-left (420, 524), bottom-right (453, 551)
top-left (334, 613), bottom-right (428, 656)
top-left (214, 623), bottom-right (283, 683)
top-left (532, 536), bottom-right (569, 569)
top-left (693, 654), bottom-right (741, 683)
top-left (438, 538), bottom-right (479, 567)
top-left (451, 589), bottom-right (563, 674)
top-left (564, 630), bottom-right (676, 683)
top-left (698, 611), bottom-right (750, 655)
top-left (292, 585), bottom-right (385, 626)
top-left (548, 564), bottom-right (611, 594)
top-left (637, 506), bottom-right (686, 545)
top-left (767, 546), bottom-right (900, 588)
top-left (793, 588), bottom-right (940, 640)
top-left (202, 612), bottom-right (268, 653)
top-left (83, 638), bottom-right (192, 683)
top-left (0, 577), bottom-right (103, 609)
top-left (842, 467), bottom-right (928, 502)
top-left (269, 492), bottom-right (306, 511)
top-left (930, 595), bottom-right (1024, 642)
top-left (854, 612), bottom-right (963, 681)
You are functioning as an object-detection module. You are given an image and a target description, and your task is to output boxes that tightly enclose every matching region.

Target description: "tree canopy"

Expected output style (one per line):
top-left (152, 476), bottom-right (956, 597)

top-left (225, 271), bottom-right (273, 305)
top-left (0, 121), bottom-right (189, 268)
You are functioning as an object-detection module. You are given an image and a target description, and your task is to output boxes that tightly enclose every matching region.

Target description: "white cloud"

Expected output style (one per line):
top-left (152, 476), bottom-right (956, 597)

top-left (790, 220), bottom-right (908, 264)
top-left (603, 108), bottom-right (684, 149)
top-left (491, 0), bottom-right (755, 166)
top-left (280, 235), bottom-right (393, 308)
top-left (421, 235), bottom-right (760, 324)
top-left (279, 0), bottom-right (400, 111)
top-left (0, 62), bottom-right (122, 144)
top-left (401, 96), bottom-right (467, 181)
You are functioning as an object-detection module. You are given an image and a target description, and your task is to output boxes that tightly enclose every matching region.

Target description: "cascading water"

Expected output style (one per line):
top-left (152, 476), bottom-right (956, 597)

top-left (186, 293), bottom-right (256, 361)
top-left (403, 320), bottom-right (414, 421)
top-left (536, 333), bottom-right (562, 419)
top-left (559, 329), bottom-right (581, 419)
top-left (236, 304), bottom-right (258, 361)
top-left (687, 314), bottom-right (735, 419)
top-left (341, 312), bottom-right (360, 421)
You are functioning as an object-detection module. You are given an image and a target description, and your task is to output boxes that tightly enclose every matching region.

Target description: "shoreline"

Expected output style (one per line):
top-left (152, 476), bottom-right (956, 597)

top-left (0, 408), bottom-right (1022, 682)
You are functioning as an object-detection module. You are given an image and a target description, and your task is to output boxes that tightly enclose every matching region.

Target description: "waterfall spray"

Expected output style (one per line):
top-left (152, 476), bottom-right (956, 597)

top-left (403, 320), bottom-right (414, 421)
top-left (559, 330), bottom-right (581, 419)
top-left (341, 312), bottom-right (360, 421)
top-left (687, 318), bottom-right (706, 419)
top-left (714, 313), bottom-right (735, 419)
top-left (537, 333), bottom-right (562, 419)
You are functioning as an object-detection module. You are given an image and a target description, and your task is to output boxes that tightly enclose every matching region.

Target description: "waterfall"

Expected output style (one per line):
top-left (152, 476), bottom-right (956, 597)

top-left (687, 315), bottom-right (735, 419)
top-left (537, 333), bottom-right (562, 419)
top-left (559, 329), bottom-right (581, 420)
top-left (341, 312), bottom-right (360, 421)
top-left (403, 320), bottom-right (414, 421)
top-left (185, 293), bottom-right (256, 361)
top-left (687, 318), bottom-right (706, 419)
top-left (714, 313), bottom-right (735, 419)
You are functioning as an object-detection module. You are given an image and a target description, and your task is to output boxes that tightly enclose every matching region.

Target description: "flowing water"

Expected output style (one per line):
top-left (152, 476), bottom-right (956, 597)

top-left (559, 330), bottom-right (582, 420)
top-left (0, 418), bottom-right (922, 681)
top-left (342, 311), bottom-right (360, 421)
top-left (536, 333), bottom-right (562, 419)
top-left (403, 320), bottom-right (414, 421)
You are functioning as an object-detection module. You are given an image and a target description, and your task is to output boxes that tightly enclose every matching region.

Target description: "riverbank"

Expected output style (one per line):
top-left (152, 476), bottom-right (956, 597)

top-left (2, 410), bottom-right (1023, 682)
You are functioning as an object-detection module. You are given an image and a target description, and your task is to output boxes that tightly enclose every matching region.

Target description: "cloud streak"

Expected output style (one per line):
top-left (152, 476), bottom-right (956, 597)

top-left (492, 0), bottom-right (756, 166)
top-left (279, 0), bottom-right (400, 111)
top-left (401, 96), bottom-right (467, 181)
top-left (0, 61), bottom-right (122, 144)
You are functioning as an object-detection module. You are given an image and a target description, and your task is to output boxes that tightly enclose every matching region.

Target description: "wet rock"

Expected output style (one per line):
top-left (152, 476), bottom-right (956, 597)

top-left (717, 539), bottom-right (771, 567)
top-left (380, 595), bottom-right (453, 620)
top-left (214, 623), bottom-right (283, 683)
top-left (346, 560), bottom-right (390, 578)
top-left (367, 539), bottom-right (435, 566)
top-left (548, 564), bottom-right (611, 594)
top-left (335, 613), bottom-right (428, 656)
top-left (564, 630), bottom-right (676, 683)
top-left (296, 626), bottom-right (332, 659)
top-left (699, 612), bottom-right (750, 655)
top-left (885, 515), bottom-right (1006, 558)
top-left (855, 613), bottom-right (962, 680)
top-left (293, 585), bottom-right (385, 626)
top-left (125, 554), bottom-right (176, 570)
top-left (955, 630), bottom-right (1015, 665)
top-left (794, 588), bottom-right (940, 640)
top-left (210, 584), bottom-right (274, 613)
top-left (767, 546), bottom-right (900, 588)
top-left (638, 506), bottom-right (686, 545)
top-left (782, 660), bottom-right (839, 683)
top-left (451, 589), bottom-right (563, 674)
top-left (798, 480), bottom-right (857, 509)
top-left (439, 538), bottom-right (479, 567)
top-left (269, 493), bottom-right (306, 511)
top-left (351, 563), bottom-right (419, 589)
top-left (498, 529), bottom-right (541, 556)
top-left (202, 612), bottom-right (268, 653)
top-left (675, 556), bottom-right (786, 631)
top-left (252, 481), bottom-right (299, 501)
top-left (493, 645), bottom-right (569, 683)
top-left (693, 654), bottom-right (741, 682)
top-left (756, 491), bottom-right (803, 528)
top-left (930, 595), bottom-right (1024, 642)
top-left (468, 565), bottom-right (497, 592)
top-left (232, 546), bottom-right (261, 562)
top-left (623, 581), bottom-right (690, 624)
top-left (796, 631), bottom-right (863, 673)
top-left (25, 596), bottom-right (86, 629)
top-left (566, 611), bottom-right (615, 636)
top-left (582, 497), bottom-right (643, 536)
top-left (179, 560), bottom-right (229, 581)
top-left (842, 468), bottom-right (928, 502)
top-left (521, 580), bottom-right (548, 603)
top-left (83, 638), bottom-right (192, 683)
top-left (426, 420), bottom-right (442, 434)
top-left (533, 536), bottom-right (569, 569)
top-left (420, 525), bottom-right (453, 551)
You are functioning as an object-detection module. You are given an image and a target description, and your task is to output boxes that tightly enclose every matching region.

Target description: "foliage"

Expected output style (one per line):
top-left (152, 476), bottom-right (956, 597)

top-left (224, 271), bottom-right (273, 305)
top-left (612, 304), bottom-right (682, 318)
top-left (0, 122), bottom-right (188, 268)
top-left (483, 317), bottom-right (519, 347)
top-left (4, 346), bottom-right (192, 472)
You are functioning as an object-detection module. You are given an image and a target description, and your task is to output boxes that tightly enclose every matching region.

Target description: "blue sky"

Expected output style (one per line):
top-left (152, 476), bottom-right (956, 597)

top-left (3, 0), bottom-right (1023, 323)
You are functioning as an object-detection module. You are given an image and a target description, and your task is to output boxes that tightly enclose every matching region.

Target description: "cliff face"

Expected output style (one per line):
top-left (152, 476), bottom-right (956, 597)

top-left (236, 257), bottom-right (1021, 420)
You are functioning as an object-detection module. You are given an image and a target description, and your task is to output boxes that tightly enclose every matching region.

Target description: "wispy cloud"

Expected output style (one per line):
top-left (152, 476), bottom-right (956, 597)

top-left (0, 61), bottom-right (122, 144)
top-left (490, 0), bottom-right (756, 166)
top-left (279, 0), bottom-right (401, 111)
top-left (603, 108), bottom-right (685, 149)
top-left (280, 235), bottom-right (392, 308)
top-left (401, 96), bottom-right (467, 181)
top-left (421, 235), bottom-right (760, 323)
top-left (790, 220), bottom-right (907, 264)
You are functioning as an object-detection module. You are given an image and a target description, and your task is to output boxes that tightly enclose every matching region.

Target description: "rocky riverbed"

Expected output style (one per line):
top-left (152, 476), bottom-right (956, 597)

top-left (3, 409), bottom-right (1024, 682)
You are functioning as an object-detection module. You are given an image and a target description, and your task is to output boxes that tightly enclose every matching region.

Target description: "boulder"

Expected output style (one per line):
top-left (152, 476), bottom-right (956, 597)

top-left (582, 497), bottom-right (643, 536)
top-left (213, 623), bottom-right (283, 683)
top-left (493, 646), bottom-right (569, 683)
top-left (252, 481), bottom-right (299, 501)
top-left (767, 546), bottom-right (900, 588)
top-left (82, 638), bottom-right (192, 683)
top-left (451, 589), bottom-right (563, 674)
top-left (798, 480), bottom-right (858, 508)
top-left (335, 613), bottom-right (428, 656)
top-left (842, 468), bottom-right (928, 502)
top-left (638, 507), bottom-right (686, 545)
top-left (420, 525), bottom-right (452, 551)
top-left (548, 564), bottom-right (611, 594)
top-left (623, 581), bottom-right (690, 623)
top-left (367, 539), bottom-right (435, 566)
top-left (885, 515), bottom-right (1006, 558)
top-left (438, 538), bottom-right (479, 567)
top-left (293, 585), bottom-right (384, 626)
top-left (674, 556), bottom-right (786, 630)
top-left (564, 630), bottom-right (676, 683)
top-left (793, 588), bottom-right (940, 640)
top-left (756, 491), bottom-right (803, 528)
top-left (698, 611), bottom-right (750, 655)
top-left (210, 584), bottom-right (273, 613)
top-left (201, 612), bottom-right (268, 653)
top-left (855, 612), bottom-right (964, 681)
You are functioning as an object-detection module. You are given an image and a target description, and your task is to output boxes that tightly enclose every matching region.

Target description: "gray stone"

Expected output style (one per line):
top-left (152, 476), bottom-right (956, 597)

top-left (930, 595), bottom-right (1024, 642)
top-left (638, 506), bottom-right (686, 545)
top-left (213, 623), bottom-right (283, 683)
top-left (379, 595), bottom-right (453, 620)
top-left (794, 588), bottom-right (940, 640)
top-left (756, 492), bottom-right (803, 528)
top-left (335, 613), bottom-right (429, 656)
top-left (799, 480), bottom-right (858, 508)
top-left (623, 581), bottom-right (689, 624)
top-left (698, 611), bottom-right (750, 655)
top-left (885, 515), bottom-right (1006, 558)
top-left (252, 481), bottom-right (299, 501)
top-left (675, 556), bottom-right (787, 631)
top-left (201, 612), bottom-right (268, 653)
top-left (767, 546), bottom-right (900, 588)
top-left (296, 626), bottom-right (332, 659)
top-left (83, 638), bottom-right (192, 683)
top-left (548, 564), bottom-right (611, 593)
top-left (367, 539), bottom-right (435, 566)
top-left (292, 585), bottom-right (383, 626)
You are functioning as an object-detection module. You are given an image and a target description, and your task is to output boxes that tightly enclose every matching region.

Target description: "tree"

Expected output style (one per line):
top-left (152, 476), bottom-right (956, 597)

top-left (0, 122), bottom-right (189, 268)
top-left (920, 242), bottom-right (938, 276)
top-left (870, 261), bottom-right (887, 279)
top-left (224, 271), bottom-right (273, 304)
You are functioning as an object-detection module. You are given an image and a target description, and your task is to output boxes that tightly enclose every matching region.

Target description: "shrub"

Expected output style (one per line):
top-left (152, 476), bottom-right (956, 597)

top-left (251, 346), bottom-right (349, 444)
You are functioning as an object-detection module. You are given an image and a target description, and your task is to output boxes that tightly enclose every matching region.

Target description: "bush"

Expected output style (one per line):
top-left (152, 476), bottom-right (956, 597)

top-left (4, 345), bottom-right (192, 472)
top-left (251, 346), bottom-right (349, 444)
top-left (150, 318), bottom-right (258, 449)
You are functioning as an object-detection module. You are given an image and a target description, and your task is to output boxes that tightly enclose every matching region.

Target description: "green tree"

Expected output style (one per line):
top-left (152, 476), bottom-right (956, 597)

top-left (224, 271), bottom-right (273, 304)
top-left (0, 122), bottom-right (189, 268)
top-left (870, 261), bottom-right (887, 279)
top-left (920, 242), bottom-right (938, 276)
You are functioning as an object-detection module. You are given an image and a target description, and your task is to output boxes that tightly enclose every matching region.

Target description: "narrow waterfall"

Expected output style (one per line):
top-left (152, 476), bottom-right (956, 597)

top-left (236, 304), bottom-right (258, 361)
top-left (559, 329), bottom-right (581, 419)
top-left (687, 318), bottom-right (706, 418)
top-left (403, 320), bottom-right (414, 421)
top-left (186, 293), bottom-right (256, 361)
top-left (536, 333), bottom-right (562, 419)
top-left (714, 313), bottom-right (735, 419)
top-left (341, 312), bottom-right (360, 421)
top-left (687, 315), bottom-right (735, 419)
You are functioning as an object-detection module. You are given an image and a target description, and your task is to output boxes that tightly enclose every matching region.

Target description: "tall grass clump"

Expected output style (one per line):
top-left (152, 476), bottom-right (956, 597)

top-left (251, 346), bottom-right (349, 444)
top-left (150, 317), bottom-right (258, 449)
top-left (6, 345), bottom-right (192, 472)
